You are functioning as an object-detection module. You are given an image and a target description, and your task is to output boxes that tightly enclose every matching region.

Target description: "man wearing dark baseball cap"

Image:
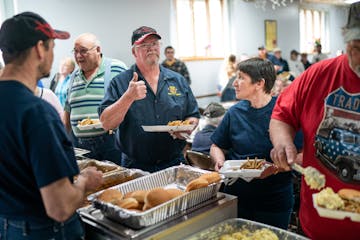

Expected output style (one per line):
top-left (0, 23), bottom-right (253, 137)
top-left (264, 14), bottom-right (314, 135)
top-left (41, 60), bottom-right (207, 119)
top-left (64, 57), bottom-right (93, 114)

top-left (270, 2), bottom-right (360, 239)
top-left (99, 26), bottom-right (200, 172)
top-left (0, 12), bottom-right (103, 239)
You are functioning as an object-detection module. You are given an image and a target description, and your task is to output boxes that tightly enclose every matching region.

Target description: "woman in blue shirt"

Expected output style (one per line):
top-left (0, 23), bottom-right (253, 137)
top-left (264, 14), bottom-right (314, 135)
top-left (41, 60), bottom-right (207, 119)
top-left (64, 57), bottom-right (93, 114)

top-left (210, 57), bottom-right (299, 229)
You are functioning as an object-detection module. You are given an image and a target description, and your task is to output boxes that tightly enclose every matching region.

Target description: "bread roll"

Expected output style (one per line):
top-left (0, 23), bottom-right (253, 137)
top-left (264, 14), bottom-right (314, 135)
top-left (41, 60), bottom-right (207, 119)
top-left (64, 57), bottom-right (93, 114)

top-left (124, 190), bottom-right (148, 203)
top-left (166, 188), bottom-right (184, 199)
top-left (338, 188), bottom-right (360, 202)
top-left (115, 197), bottom-right (140, 209)
top-left (185, 178), bottom-right (209, 192)
top-left (143, 188), bottom-right (173, 210)
top-left (199, 172), bottom-right (221, 184)
top-left (97, 189), bottom-right (123, 204)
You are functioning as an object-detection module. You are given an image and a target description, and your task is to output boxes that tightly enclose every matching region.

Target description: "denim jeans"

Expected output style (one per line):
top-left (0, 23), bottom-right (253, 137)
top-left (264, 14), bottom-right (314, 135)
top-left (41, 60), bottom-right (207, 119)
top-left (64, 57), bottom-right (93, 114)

top-left (77, 133), bottom-right (121, 165)
top-left (0, 214), bottom-right (84, 240)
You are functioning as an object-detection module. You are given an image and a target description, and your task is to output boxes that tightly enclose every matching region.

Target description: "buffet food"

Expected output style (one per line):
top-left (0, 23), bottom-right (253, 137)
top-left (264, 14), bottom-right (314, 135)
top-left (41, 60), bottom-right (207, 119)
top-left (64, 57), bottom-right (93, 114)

top-left (89, 165), bottom-right (222, 229)
top-left (167, 119), bottom-right (191, 126)
top-left (313, 187), bottom-right (360, 222)
top-left (184, 218), bottom-right (309, 240)
top-left (238, 158), bottom-right (265, 170)
top-left (78, 117), bottom-right (100, 126)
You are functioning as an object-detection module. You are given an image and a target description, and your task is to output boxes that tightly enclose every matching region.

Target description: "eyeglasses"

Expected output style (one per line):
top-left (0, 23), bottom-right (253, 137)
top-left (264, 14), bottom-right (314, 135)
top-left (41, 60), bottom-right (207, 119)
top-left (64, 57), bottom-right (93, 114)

top-left (72, 46), bottom-right (97, 55)
top-left (135, 41), bottom-right (161, 50)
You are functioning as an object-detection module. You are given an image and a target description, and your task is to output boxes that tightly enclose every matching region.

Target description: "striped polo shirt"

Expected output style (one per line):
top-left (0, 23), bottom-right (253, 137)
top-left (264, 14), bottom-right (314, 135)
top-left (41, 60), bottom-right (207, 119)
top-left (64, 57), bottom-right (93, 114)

top-left (65, 57), bottom-right (127, 137)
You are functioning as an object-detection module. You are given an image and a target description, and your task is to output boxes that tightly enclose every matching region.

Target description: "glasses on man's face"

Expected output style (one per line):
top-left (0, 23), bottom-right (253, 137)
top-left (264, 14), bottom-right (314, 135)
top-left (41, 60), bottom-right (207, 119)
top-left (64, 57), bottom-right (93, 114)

top-left (72, 46), bottom-right (97, 55)
top-left (135, 41), bottom-right (161, 50)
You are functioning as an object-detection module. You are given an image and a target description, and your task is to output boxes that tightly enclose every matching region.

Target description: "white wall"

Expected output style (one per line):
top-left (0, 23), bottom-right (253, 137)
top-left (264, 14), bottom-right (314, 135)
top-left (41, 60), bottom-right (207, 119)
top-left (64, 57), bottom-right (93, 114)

top-left (12, 0), bottom-right (349, 100)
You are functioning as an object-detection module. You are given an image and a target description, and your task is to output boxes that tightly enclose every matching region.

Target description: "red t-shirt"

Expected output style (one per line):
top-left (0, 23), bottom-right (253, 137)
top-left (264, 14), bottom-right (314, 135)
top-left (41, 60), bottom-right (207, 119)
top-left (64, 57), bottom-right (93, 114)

top-left (272, 54), bottom-right (360, 240)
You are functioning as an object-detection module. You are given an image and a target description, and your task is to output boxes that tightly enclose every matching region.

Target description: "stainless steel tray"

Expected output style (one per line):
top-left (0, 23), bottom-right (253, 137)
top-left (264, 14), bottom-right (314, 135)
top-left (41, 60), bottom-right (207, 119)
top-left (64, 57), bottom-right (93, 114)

top-left (88, 165), bottom-right (221, 229)
top-left (184, 218), bottom-right (309, 240)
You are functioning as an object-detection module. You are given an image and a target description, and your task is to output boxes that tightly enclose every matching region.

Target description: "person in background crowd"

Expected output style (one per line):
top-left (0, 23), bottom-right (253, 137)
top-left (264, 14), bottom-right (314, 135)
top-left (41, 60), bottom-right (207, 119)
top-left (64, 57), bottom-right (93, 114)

top-left (99, 26), bottom-right (200, 172)
top-left (49, 57), bottom-right (75, 92)
top-left (268, 48), bottom-right (289, 74)
top-left (161, 45), bottom-right (191, 85)
top-left (211, 58), bottom-right (302, 230)
top-left (35, 86), bottom-right (64, 120)
top-left (257, 45), bottom-right (268, 60)
top-left (50, 57), bottom-right (75, 107)
top-left (192, 102), bottom-right (226, 154)
top-left (311, 43), bottom-right (328, 63)
top-left (269, 3), bottom-right (360, 239)
top-left (300, 52), bottom-right (311, 70)
top-left (64, 33), bottom-right (127, 165)
top-left (219, 54), bottom-right (238, 102)
top-left (0, 11), bottom-right (102, 239)
top-left (288, 49), bottom-right (305, 78)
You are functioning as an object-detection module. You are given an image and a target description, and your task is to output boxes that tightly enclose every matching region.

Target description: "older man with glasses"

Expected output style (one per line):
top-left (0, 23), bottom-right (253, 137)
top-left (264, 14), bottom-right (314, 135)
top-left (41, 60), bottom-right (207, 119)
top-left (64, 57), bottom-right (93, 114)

top-left (99, 26), bottom-right (200, 172)
top-left (64, 33), bottom-right (127, 165)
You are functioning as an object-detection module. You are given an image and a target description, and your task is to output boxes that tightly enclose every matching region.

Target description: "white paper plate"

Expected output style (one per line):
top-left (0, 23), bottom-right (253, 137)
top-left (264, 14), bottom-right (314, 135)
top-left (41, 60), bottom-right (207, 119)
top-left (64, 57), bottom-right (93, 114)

top-left (142, 125), bottom-right (196, 132)
top-left (312, 194), bottom-right (360, 222)
top-left (77, 119), bottom-right (103, 130)
top-left (219, 160), bottom-right (268, 182)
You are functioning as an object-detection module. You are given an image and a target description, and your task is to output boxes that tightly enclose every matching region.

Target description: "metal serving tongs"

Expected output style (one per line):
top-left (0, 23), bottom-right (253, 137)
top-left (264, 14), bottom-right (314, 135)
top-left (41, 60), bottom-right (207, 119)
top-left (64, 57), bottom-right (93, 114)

top-left (291, 163), bottom-right (325, 190)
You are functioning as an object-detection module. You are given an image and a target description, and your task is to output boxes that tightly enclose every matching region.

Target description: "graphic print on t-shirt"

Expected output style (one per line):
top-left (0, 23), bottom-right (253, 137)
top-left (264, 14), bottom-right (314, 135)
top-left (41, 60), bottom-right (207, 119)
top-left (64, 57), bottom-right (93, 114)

top-left (314, 87), bottom-right (360, 183)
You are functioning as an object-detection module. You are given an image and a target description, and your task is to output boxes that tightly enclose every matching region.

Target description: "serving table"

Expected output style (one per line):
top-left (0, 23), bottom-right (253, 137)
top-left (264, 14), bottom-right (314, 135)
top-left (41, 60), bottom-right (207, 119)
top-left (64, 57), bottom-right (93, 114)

top-left (79, 192), bottom-right (237, 240)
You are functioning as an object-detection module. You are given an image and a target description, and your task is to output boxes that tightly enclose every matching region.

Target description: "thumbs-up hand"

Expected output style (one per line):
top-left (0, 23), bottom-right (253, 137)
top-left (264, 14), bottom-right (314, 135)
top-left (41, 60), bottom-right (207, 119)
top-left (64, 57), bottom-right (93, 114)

top-left (127, 72), bottom-right (147, 101)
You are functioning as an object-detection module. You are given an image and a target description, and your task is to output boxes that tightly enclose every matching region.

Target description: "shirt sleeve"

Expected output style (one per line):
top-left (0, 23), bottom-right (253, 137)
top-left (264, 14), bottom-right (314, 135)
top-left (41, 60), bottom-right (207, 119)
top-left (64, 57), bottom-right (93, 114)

top-left (210, 112), bottom-right (232, 149)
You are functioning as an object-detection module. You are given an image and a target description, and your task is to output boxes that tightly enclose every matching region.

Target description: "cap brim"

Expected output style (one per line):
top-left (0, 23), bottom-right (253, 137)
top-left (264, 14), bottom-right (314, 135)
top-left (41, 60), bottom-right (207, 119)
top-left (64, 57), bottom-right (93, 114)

top-left (53, 29), bottom-right (70, 40)
top-left (134, 33), bottom-right (161, 45)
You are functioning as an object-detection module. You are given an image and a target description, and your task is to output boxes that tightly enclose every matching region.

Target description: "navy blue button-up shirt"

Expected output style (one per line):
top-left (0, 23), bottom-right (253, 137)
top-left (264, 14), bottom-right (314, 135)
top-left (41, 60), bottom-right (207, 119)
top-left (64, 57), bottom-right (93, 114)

top-left (99, 65), bottom-right (200, 172)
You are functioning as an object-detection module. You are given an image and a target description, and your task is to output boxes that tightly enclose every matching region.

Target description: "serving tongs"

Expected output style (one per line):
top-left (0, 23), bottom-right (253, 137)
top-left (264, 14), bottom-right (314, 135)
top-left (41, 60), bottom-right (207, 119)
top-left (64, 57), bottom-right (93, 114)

top-left (291, 163), bottom-right (325, 190)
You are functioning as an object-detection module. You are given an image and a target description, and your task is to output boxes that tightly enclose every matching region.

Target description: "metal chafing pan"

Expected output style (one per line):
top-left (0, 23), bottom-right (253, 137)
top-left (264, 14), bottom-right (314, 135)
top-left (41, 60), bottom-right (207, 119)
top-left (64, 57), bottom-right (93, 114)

top-left (88, 165), bottom-right (221, 229)
top-left (184, 218), bottom-right (309, 240)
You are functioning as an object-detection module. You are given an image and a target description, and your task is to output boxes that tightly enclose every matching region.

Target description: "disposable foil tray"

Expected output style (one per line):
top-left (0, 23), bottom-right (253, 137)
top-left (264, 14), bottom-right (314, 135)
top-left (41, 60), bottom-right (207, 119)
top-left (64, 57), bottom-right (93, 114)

top-left (184, 218), bottom-right (309, 240)
top-left (88, 165), bottom-right (221, 229)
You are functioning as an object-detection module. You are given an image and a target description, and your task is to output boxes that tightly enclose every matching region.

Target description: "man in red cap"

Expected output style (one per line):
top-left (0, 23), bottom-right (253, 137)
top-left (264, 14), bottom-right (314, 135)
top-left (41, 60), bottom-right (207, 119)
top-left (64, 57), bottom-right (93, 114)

top-left (0, 12), bottom-right (102, 239)
top-left (99, 26), bottom-right (200, 172)
top-left (270, 2), bottom-right (360, 239)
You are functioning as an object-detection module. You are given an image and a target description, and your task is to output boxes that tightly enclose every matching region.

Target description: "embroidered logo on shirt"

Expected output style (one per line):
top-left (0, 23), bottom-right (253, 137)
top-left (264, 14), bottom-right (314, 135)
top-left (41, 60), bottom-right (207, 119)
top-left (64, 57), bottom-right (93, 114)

top-left (168, 86), bottom-right (181, 96)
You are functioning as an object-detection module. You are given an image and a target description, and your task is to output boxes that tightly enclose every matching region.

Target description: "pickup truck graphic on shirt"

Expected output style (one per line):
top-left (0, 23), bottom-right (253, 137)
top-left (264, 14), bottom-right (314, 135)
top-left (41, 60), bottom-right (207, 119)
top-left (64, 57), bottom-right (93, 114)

top-left (315, 87), bottom-right (360, 183)
top-left (315, 127), bottom-right (360, 182)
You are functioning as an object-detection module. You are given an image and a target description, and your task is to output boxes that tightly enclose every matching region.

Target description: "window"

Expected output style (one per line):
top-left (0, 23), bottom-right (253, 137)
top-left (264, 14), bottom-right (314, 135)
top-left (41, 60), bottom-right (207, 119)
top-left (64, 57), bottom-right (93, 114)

top-left (174, 0), bottom-right (227, 59)
top-left (299, 8), bottom-right (329, 54)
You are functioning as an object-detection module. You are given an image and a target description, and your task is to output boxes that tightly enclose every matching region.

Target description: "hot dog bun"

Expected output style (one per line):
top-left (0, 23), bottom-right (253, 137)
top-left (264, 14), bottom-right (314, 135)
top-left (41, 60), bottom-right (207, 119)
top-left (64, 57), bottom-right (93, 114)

top-left (185, 178), bottom-right (209, 192)
top-left (97, 189), bottom-right (123, 204)
top-left (199, 172), bottom-right (221, 184)
top-left (338, 188), bottom-right (360, 203)
top-left (124, 190), bottom-right (148, 203)
top-left (143, 188), bottom-right (173, 211)
top-left (166, 188), bottom-right (184, 199)
top-left (115, 197), bottom-right (139, 209)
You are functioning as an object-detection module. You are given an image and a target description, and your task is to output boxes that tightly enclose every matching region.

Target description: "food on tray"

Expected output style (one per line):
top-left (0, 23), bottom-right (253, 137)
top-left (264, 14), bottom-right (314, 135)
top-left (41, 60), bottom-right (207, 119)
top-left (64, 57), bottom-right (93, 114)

top-left (185, 178), bottom-right (209, 192)
top-left (199, 172), bottom-right (221, 184)
top-left (219, 227), bottom-right (279, 240)
top-left (78, 117), bottom-right (100, 126)
top-left (124, 190), bottom-right (148, 204)
top-left (78, 160), bottom-right (118, 173)
top-left (143, 188), bottom-right (173, 211)
top-left (166, 188), bottom-right (184, 198)
top-left (167, 119), bottom-right (191, 126)
top-left (97, 189), bottom-right (123, 204)
top-left (238, 158), bottom-right (265, 170)
top-left (338, 188), bottom-right (360, 213)
top-left (303, 166), bottom-right (325, 190)
top-left (115, 197), bottom-right (140, 210)
top-left (315, 187), bottom-right (344, 210)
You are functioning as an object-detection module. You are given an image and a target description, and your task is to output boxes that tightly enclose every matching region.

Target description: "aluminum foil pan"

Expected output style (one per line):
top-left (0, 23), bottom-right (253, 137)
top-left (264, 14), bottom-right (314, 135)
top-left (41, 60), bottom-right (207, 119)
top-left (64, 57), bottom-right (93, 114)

top-left (88, 165), bottom-right (221, 229)
top-left (184, 218), bottom-right (309, 240)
